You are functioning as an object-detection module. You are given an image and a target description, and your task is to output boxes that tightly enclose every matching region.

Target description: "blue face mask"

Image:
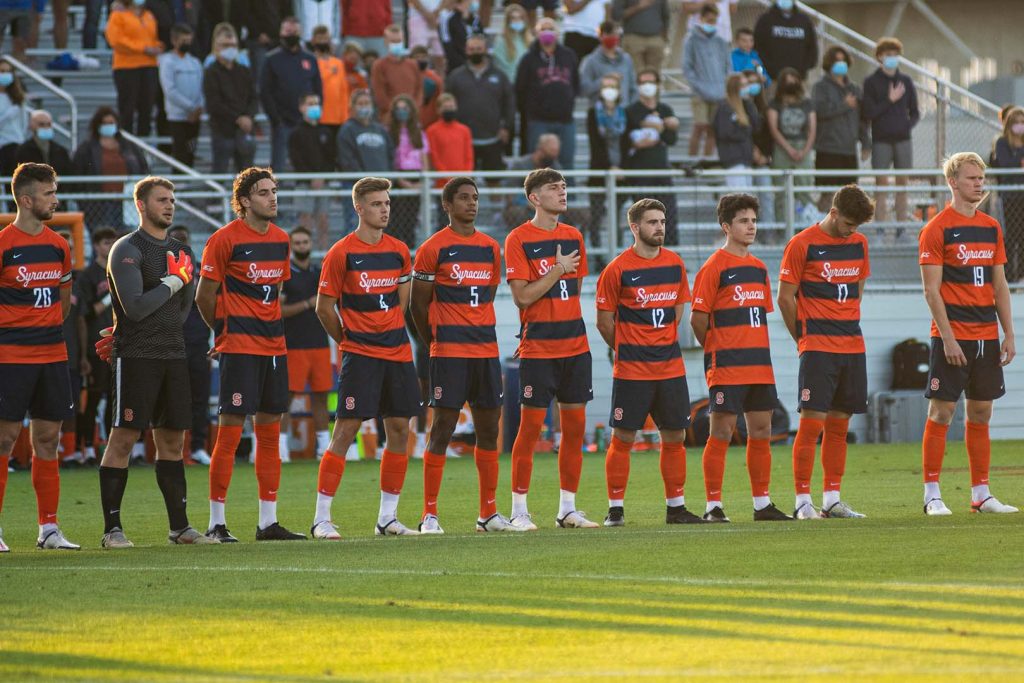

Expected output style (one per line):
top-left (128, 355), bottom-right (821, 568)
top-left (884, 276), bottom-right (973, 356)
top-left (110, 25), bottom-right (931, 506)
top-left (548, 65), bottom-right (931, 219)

top-left (739, 85), bottom-right (752, 98)
top-left (36, 127), bottom-right (54, 141)
top-left (701, 23), bottom-right (716, 35)
top-left (305, 104), bottom-right (322, 121)
top-left (747, 82), bottom-right (762, 97)
top-left (777, 0), bottom-right (794, 10)
top-left (0, 72), bottom-right (13, 87)
top-left (883, 55), bottom-right (900, 71)
top-left (831, 61), bottom-right (849, 77)
top-left (99, 123), bottom-right (118, 138)
top-left (393, 108), bottom-right (410, 122)
top-left (388, 42), bottom-right (406, 57)
top-left (509, 20), bottom-right (525, 32)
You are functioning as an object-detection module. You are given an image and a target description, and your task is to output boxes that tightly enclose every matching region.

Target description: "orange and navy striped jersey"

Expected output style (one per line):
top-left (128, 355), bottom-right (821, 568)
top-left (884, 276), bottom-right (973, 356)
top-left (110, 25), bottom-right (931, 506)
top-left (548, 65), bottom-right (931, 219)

top-left (692, 248), bottom-right (775, 386)
top-left (200, 218), bottom-right (290, 356)
top-left (319, 231), bottom-right (412, 363)
top-left (780, 224), bottom-right (870, 354)
top-left (413, 226), bottom-right (501, 359)
top-left (505, 221), bottom-right (589, 359)
top-left (0, 224), bottom-right (72, 363)
top-left (596, 246), bottom-right (689, 380)
top-left (919, 206), bottom-right (1006, 341)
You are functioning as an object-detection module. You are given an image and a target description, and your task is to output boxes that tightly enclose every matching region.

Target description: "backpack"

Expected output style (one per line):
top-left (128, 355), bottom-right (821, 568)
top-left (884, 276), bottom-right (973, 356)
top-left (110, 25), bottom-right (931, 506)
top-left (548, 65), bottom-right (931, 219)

top-left (892, 338), bottom-right (930, 389)
top-left (686, 398), bottom-right (711, 447)
top-left (734, 399), bottom-right (791, 444)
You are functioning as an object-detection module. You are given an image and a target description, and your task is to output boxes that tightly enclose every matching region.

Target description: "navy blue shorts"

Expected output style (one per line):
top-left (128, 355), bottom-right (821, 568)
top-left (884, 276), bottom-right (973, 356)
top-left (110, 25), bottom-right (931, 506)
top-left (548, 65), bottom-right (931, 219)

top-left (925, 337), bottom-right (1005, 402)
top-left (519, 352), bottom-right (593, 407)
top-left (609, 375), bottom-right (690, 432)
top-left (0, 361), bottom-right (73, 422)
top-left (112, 357), bottom-right (191, 430)
top-left (218, 353), bottom-right (289, 415)
top-left (797, 351), bottom-right (867, 415)
top-left (429, 356), bottom-right (503, 410)
top-left (709, 384), bottom-right (778, 414)
top-left (337, 352), bottom-right (422, 419)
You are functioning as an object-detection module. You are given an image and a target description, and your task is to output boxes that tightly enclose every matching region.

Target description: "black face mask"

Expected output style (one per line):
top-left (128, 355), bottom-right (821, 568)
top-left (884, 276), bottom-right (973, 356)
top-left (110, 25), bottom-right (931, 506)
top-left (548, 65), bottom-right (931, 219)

top-left (177, 41), bottom-right (192, 54)
top-left (281, 35), bottom-right (300, 49)
top-left (312, 43), bottom-right (330, 53)
top-left (293, 249), bottom-right (311, 261)
top-left (417, 60), bottom-right (429, 71)
top-left (467, 53), bottom-right (485, 65)
top-left (442, 110), bottom-right (457, 122)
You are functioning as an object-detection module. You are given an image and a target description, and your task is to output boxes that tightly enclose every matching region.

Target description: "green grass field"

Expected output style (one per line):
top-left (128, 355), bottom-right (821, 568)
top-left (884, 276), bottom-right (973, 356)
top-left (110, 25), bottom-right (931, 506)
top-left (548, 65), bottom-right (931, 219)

top-left (2, 441), bottom-right (1023, 682)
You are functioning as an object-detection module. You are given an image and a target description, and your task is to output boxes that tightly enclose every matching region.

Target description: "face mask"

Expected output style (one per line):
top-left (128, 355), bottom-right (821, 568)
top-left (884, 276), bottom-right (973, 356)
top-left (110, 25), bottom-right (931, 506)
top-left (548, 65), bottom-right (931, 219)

top-left (177, 41), bottom-right (192, 54)
top-left (638, 82), bottom-right (658, 99)
top-left (701, 23), bottom-right (716, 35)
top-left (293, 249), bottom-right (311, 260)
top-left (0, 73), bottom-right (13, 87)
top-left (356, 106), bottom-right (373, 121)
top-left (538, 30), bottom-right (557, 47)
top-left (883, 55), bottom-right (900, 70)
top-left (831, 61), bottom-right (849, 77)
top-left (509, 20), bottom-right (525, 32)
top-left (600, 35), bottom-right (619, 50)
top-left (1012, 123), bottom-right (1024, 136)
top-left (417, 59), bottom-right (429, 71)
top-left (99, 123), bottom-right (118, 138)
top-left (36, 127), bottom-right (54, 141)
top-left (313, 43), bottom-right (330, 53)
top-left (777, 0), bottom-right (794, 10)
top-left (600, 87), bottom-right (619, 104)
top-left (470, 0), bottom-right (480, 12)
top-left (746, 82), bottom-right (762, 96)
top-left (393, 108), bottom-right (410, 122)
top-left (739, 85), bottom-right (752, 98)
top-left (219, 47), bottom-right (238, 62)
top-left (281, 34), bottom-right (300, 49)
top-left (467, 53), bottom-right (485, 65)
top-left (388, 42), bottom-right (406, 57)
top-left (305, 105), bottom-right (322, 121)
top-left (442, 110), bottom-right (457, 122)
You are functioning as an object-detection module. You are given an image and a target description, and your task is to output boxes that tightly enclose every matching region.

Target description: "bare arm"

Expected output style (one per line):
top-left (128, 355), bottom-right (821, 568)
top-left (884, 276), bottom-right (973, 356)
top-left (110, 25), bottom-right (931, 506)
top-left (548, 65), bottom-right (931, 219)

top-left (777, 280), bottom-right (800, 344)
top-left (60, 285), bottom-right (71, 320)
top-left (921, 264), bottom-right (967, 367)
top-left (801, 111), bottom-right (817, 157)
top-left (410, 277), bottom-right (434, 346)
top-left (596, 309), bottom-right (616, 349)
top-left (194, 276), bottom-right (220, 330)
top-left (398, 278), bottom-right (411, 312)
top-left (315, 293), bottom-right (344, 345)
top-left (690, 309), bottom-right (709, 347)
top-left (992, 264), bottom-right (1016, 365)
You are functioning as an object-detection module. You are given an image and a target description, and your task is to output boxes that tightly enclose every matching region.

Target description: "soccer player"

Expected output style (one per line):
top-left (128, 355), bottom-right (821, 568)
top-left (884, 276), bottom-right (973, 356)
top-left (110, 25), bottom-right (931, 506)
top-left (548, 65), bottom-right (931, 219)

top-left (0, 162), bottom-right (79, 551)
top-left (506, 168), bottom-right (597, 530)
top-left (919, 152), bottom-right (1017, 515)
top-left (778, 184), bottom-right (875, 520)
top-left (196, 167), bottom-right (306, 542)
top-left (95, 177), bottom-right (217, 547)
top-left (311, 177), bottom-right (423, 538)
top-left (690, 194), bottom-right (791, 523)
top-left (280, 226), bottom-right (332, 462)
top-left (410, 177), bottom-right (515, 534)
top-left (596, 199), bottom-right (700, 526)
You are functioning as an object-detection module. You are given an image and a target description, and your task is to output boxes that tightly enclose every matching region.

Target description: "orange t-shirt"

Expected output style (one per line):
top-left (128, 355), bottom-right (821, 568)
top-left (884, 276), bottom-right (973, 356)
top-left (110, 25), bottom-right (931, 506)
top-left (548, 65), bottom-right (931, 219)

top-left (692, 248), bottom-right (774, 386)
top-left (505, 221), bottom-right (589, 359)
top-left (318, 55), bottom-right (350, 125)
top-left (319, 231), bottom-right (413, 363)
top-left (596, 246), bottom-right (689, 380)
top-left (779, 224), bottom-right (870, 354)
top-left (413, 226), bottom-right (501, 359)
top-left (200, 218), bottom-right (290, 356)
top-left (918, 206), bottom-right (1006, 341)
top-left (0, 224), bottom-right (73, 364)
top-left (425, 120), bottom-right (474, 189)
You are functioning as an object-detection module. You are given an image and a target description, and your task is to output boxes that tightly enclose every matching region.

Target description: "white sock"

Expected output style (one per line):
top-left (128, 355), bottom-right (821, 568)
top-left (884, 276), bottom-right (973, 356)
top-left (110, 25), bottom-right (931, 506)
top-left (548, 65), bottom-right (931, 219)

top-left (278, 433), bottom-right (289, 457)
top-left (923, 482), bottom-right (941, 502)
top-left (378, 491), bottom-right (400, 524)
top-left (258, 499), bottom-right (277, 529)
top-left (753, 495), bottom-right (771, 511)
top-left (209, 500), bottom-right (226, 527)
top-left (39, 522), bottom-right (57, 536)
top-left (666, 495), bottom-right (685, 507)
top-left (558, 489), bottom-right (576, 517)
top-left (971, 484), bottom-right (991, 502)
top-left (795, 493), bottom-right (813, 509)
top-left (608, 498), bottom-right (624, 508)
top-left (316, 430), bottom-right (331, 456)
top-left (511, 492), bottom-right (529, 518)
top-left (822, 490), bottom-right (840, 510)
top-left (314, 492), bottom-right (333, 524)
top-left (705, 500), bottom-right (722, 514)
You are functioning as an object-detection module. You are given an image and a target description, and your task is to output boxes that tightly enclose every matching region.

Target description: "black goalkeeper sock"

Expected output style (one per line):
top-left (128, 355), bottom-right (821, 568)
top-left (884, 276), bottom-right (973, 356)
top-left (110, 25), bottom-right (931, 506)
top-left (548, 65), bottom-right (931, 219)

top-left (155, 459), bottom-right (189, 532)
top-left (99, 466), bottom-right (129, 533)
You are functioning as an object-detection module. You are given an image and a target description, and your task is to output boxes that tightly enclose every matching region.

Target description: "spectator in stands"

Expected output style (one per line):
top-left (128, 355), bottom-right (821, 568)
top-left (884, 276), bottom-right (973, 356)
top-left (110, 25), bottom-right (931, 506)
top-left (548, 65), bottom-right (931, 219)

top-left (731, 27), bottom-right (769, 84)
top-left (197, 1), bottom-right (284, 79)
top-left (261, 15), bottom-right (322, 171)
top-left (311, 24), bottom-right (350, 141)
top-left (767, 67), bottom-right (816, 220)
top-left (812, 46), bottom-right (868, 211)
top-left (445, 34), bottom-right (514, 174)
top-left (337, 89), bottom-right (393, 230)
top-left (371, 24), bottom-right (423, 122)
top-left (289, 93), bottom-right (334, 248)
top-left (503, 133), bottom-right (561, 226)
top-left (341, 0), bottom-right (391, 56)
top-left (682, 2), bottom-right (729, 158)
top-left (562, 0), bottom-right (610, 64)
top-left (713, 72), bottom-right (759, 189)
top-left (407, 0), bottom-right (445, 72)
top-left (862, 37), bottom-right (918, 223)
top-left (389, 94), bottom-right (429, 248)
top-left (411, 44), bottom-right (443, 130)
top-left (0, 0), bottom-right (30, 60)
top-left (753, 0), bottom-right (817, 81)
top-left (515, 17), bottom-right (579, 170)
top-left (580, 21), bottom-right (637, 105)
top-left (742, 68), bottom-right (775, 226)
top-left (611, 0), bottom-right (669, 73)
top-left (438, 0), bottom-right (482, 75)
top-left (342, 41), bottom-right (370, 92)
top-left (492, 3), bottom-right (533, 81)
top-left (77, 226), bottom-right (117, 465)
top-left (71, 106), bottom-right (150, 231)
top-left (683, 0), bottom-right (736, 41)
top-left (203, 22), bottom-right (258, 175)
top-left (0, 61), bottom-right (29, 175)
top-left (586, 72), bottom-right (627, 247)
top-left (158, 23), bottom-right (204, 167)
top-left (624, 67), bottom-right (679, 242)
top-left (362, 49), bottom-right (380, 78)
top-left (993, 106), bottom-right (1024, 281)
top-left (105, 1), bottom-right (163, 137)
top-left (426, 93), bottom-right (474, 191)
top-left (15, 110), bottom-right (73, 178)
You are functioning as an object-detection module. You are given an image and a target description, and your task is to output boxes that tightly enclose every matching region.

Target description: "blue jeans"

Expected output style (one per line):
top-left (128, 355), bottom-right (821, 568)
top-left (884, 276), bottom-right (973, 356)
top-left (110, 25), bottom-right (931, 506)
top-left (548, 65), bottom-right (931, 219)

top-left (211, 131), bottom-right (256, 174)
top-left (526, 120), bottom-right (576, 171)
top-left (270, 122), bottom-right (296, 172)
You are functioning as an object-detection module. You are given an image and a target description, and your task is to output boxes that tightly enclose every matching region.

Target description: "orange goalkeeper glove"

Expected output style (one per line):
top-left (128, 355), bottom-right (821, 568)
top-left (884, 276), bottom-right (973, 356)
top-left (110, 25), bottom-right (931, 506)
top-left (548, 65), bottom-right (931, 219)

top-left (95, 326), bottom-right (114, 363)
top-left (162, 250), bottom-right (194, 294)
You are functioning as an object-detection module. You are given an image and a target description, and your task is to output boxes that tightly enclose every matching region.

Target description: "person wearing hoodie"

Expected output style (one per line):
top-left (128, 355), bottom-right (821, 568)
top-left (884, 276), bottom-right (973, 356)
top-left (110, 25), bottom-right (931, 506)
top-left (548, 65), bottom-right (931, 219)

top-left (289, 94), bottom-right (335, 246)
top-left (514, 17), bottom-right (580, 170)
top-left (203, 23), bottom-right (258, 175)
top-left (812, 46), bottom-right (869, 211)
top-left (730, 27), bottom-right (769, 85)
top-left (105, 1), bottom-right (163, 137)
top-left (158, 23), bottom-right (204, 167)
top-left (370, 24), bottom-right (423, 121)
top-left (579, 21), bottom-right (637, 105)
top-left (445, 35), bottom-right (515, 173)
top-left (336, 89), bottom-right (393, 231)
top-left (682, 2), bottom-right (729, 158)
top-left (712, 72), bottom-right (759, 190)
top-left (753, 0), bottom-right (817, 81)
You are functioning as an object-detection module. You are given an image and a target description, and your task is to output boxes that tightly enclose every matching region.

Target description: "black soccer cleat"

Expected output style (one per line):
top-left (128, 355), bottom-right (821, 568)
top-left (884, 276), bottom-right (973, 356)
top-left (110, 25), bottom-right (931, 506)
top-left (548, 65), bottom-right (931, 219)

top-left (603, 506), bottom-right (625, 527)
top-left (205, 524), bottom-right (238, 543)
top-left (702, 506), bottom-right (730, 523)
top-left (255, 522), bottom-right (307, 541)
top-left (753, 502), bottom-right (793, 521)
top-left (666, 504), bottom-right (706, 524)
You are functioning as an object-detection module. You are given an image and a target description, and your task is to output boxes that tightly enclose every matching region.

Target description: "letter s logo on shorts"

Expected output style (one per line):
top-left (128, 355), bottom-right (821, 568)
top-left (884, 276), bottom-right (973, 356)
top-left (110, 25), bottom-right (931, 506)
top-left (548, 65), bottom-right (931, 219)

top-left (801, 388), bottom-right (811, 402)
top-left (930, 378), bottom-right (940, 391)
top-left (231, 392), bottom-right (242, 407)
top-left (433, 386), bottom-right (443, 400)
top-left (523, 385), bottom-right (533, 399)
top-left (345, 396), bottom-right (355, 410)
top-left (124, 408), bottom-right (134, 422)
top-left (613, 407), bottom-right (623, 421)
top-left (715, 392), bottom-right (724, 405)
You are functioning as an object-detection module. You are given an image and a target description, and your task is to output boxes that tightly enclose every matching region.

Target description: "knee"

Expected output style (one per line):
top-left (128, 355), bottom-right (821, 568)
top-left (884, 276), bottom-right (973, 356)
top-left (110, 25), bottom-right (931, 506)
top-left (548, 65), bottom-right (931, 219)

top-left (748, 424), bottom-right (773, 441)
top-left (32, 432), bottom-right (60, 457)
top-left (966, 403), bottom-right (992, 425)
top-left (927, 401), bottom-right (955, 425)
top-left (0, 433), bottom-right (15, 456)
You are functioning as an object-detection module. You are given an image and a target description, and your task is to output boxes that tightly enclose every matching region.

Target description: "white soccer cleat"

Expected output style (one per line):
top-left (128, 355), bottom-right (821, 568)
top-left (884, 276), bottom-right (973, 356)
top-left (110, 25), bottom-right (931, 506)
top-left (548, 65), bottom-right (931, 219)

top-left (344, 443), bottom-right (360, 462)
top-left (130, 441), bottom-right (146, 465)
top-left (190, 449), bottom-right (211, 466)
top-left (924, 498), bottom-right (952, 516)
top-left (509, 512), bottom-right (538, 531)
top-left (821, 501), bottom-right (866, 519)
top-left (169, 526), bottom-right (220, 544)
top-left (101, 528), bottom-right (134, 549)
top-left (476, 513), bottom-right (517, 532)
top-left (375, 518), bottom-right (419, 536)
top-left (311, 519), bottom-right (342, 540)
top-left (556, 510), bottom-right (600, 529)
top-left (418, 515), bottom-right (445, 534)
top-left (794, 502), bottom-right (822, 520)
top-left (971, 496), bottom-right (1019, 514)
top-left (37, 528), bottom-right (81, 550)
top-left (0, 528), bottom-right (9, 552)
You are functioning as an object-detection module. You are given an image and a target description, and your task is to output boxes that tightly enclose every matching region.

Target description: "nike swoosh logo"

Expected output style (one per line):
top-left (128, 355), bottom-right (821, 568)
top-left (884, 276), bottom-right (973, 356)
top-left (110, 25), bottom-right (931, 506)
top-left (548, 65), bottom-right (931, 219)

top-left (817, 250), bottom-right (827, 255)
top-left (12, 253), bottom-right (22, 259)
top-left (532, 248), bottom-right (542, 253)
top-left (244, 250), bottom-right (253, 255)
top-left (487, 499), bottom-right (495, 505)
top-left (611, 488), bottom-right (623, 494)
top-left (631, 276), bottom-right (641, 281)
top-left (499, 392), bottom-right (504, 398)
top-left (354, 259), bottom-right (364, 265)
top-left (953, 232), bottom-right (961, 237)
top-left (110, 509), bottom-right (119, 514)
top-left (448, 251), bottom-right (458, 256)
top-left (727, 274), bottom-right (737, 279)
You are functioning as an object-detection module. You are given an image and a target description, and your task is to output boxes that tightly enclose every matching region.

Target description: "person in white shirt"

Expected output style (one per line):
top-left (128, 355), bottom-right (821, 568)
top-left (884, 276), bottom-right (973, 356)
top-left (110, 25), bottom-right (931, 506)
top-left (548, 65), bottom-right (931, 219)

top-left (562, 0), bottom-right (611, 64)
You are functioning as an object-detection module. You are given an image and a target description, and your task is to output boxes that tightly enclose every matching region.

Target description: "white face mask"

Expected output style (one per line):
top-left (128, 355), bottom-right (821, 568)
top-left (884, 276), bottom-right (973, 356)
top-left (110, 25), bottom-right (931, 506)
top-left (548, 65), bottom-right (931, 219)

top-left (637, 82), bottom-right (658, 99)
top-left (600, 87), bottom-right (619, 104)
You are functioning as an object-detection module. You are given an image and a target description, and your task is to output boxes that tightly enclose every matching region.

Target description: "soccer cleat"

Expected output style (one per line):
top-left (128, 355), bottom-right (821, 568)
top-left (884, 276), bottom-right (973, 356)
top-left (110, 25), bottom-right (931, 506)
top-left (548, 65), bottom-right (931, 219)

top-left (753, 502), bottom-right (793, 521)
top-left (603, 506), bottom-right (625, 527)
top-left (0, 528), bottom-right (9, 552)
top-left (101, 528), bottom-right (134, 549)
top-left (794, 502), bottom-right (822, 520)
top-left (971, 496), bottom-right (1019, 514)
top-left (556, 510), bottom-right (600, 529)
top-left (666, 505), bottom-right (705, 524)
top-left (375, 518), bottom-right (419, 536)
top-left (822, 501), bottom-right (866, 519)
top-left (311, 520), bottom-right (342, 540)
top-left (924, 498), bottom-right (952, 516)
top-left (37, 528), bottom-right (81, 550)
top-left (476, 513), bottom-right (516, 532)
top-left (190, 449), bottom-right (212, 466)
top-left (508, 513), bottom-right (538, 531)
top-left (205, 524), bottom-right (239, 543)
top-left (702, 506), bottom-right (730, 523)
top-left (170, 526), bottom-right (220, 544)
top-left (418, 515), bottom-right (445, 535)
top-left (255, 522), bottom-right (307, 541)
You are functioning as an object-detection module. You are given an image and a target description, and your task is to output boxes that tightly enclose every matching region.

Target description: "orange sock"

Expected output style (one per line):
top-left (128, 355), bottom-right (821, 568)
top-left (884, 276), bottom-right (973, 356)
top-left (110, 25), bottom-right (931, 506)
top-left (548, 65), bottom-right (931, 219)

top-left (604, 435), bottom-right (632, 502)
top-left (317, 449), bottom-right (346, 496)
top-left (0, 455), bottom-right (8, 514)
top-left (31, 456), bottom-right (60, 525)
top-left (422, 450), bottom-right (446, 516)
top-left (60, 431), bottom-right (75, 458)
top-left (254, 422), bottom-right (282, 502)
top-left (821, 416), bottom-right (849, 492)
top-left (379, 449), bottom-right (409, 495)
top-left (745, 438), bottom-right (772, 498)
top-left (702, 436), bottom-right (729, 502)
top-left (792, 417), bottom-right (824, 494)
top-left (922, 419), bottom-right (949, 483)
top-left (965, 421), bottom-right (990, 487)
top-left (474, 447), bottom-right (499, 518)
top-left (660, 440), bottom-right (686, 501)
top-left (511, 406), bottom-right (546, 494)
top-left (557, 407), bottom-right (586, 493)
top-left (209, 424), bottom-right (242, 503)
